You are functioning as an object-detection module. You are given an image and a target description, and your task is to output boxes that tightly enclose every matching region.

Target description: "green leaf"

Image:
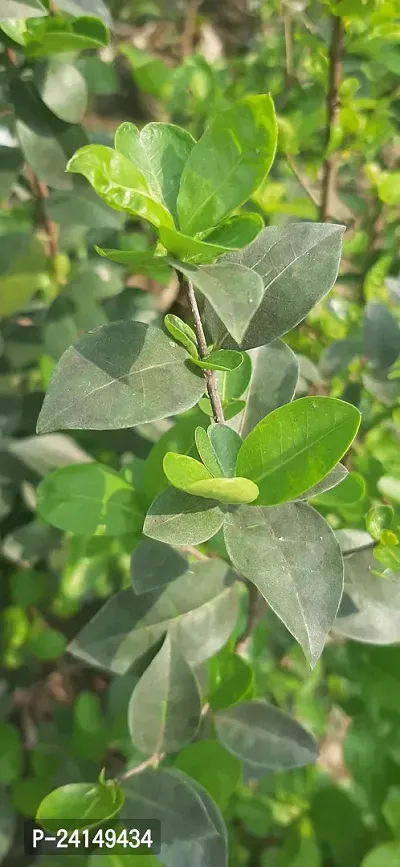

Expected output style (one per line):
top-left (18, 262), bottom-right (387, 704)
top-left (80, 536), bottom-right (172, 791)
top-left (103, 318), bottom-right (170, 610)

top-left (366, 505), bottom-right (394, 541)
top-left (36, 781), bottom-right (124, 833)
top-left (0, 0), bottom-right (46, 19)
top-left (164, 314), bottom-right (198, 359)
top-left (195, 426), bottom-right (223, 477)
top-left (217, 352), bottom-right (252, 404)
top-left (209, 223), bottom-right (345, 349)
top-left (191, 350), bottom-right (244, 372)
top-left (70, 559), bottom-right (238, 672)
top-left (128, 634), bottom-right (201, 756)
top-left (131, 539), bottom-right (188, 594)
top-left (203, 213), bottom-right (264, 249)
top-left (25, 16), bottom-right (109, 56)
top-left (67, 145), bottom-right (174, 229)
top-left (95, 245), bottom-right (170, 280)
top-left (208, 651), bottom-right (253, 711)
top-left (164, 453), bottom-right (213, 489)
top-left (364, 302), bottom-right (400, 373)
top-left (189, 476), bottom-right (259, 505)
top-left (144, 486), bottom-right (225, 545)
top-left (163, 452), bottom-right (258, 504)
top-left (224, 502), bottom-right (344, 665)
top-left (28, 625), bottom-right (67, 660)
top-left (56, 0), bottom-right (111, 26)
top-left (36, 322), bottom-right (205, 433)
top-left (177, 95), bottom-right (277, 236)
top-left (0, 724), bottom-right (22, 784)
top-left (141, 411), bottom-right (207, 505)
top-left (158, 225), bottom-right (235, 264)
top-left (199, 398), bottom-right (246, 421)
top-left (11, 78), bottom-right (87, 191)
top-left (214, 699), bottom-right (318, 768)
top-left (37, 463), bottom-right (143, 536)
top-left (33, 58), bottom-right (88, 124)
top-left (115, 121), bottom-right (195, 224)
top-left (208, 424), bottom-right (242, 477)
top-left (297, 463), bottom-right (348, 501)
top-left (236, 341), bottom-right (299, 437)
top-left (361, 843), bottom-right (400, 867)
top-left (378, 476), bottom-right (400, 504)
top-left (0, 234), bottom-right (47, 316)
top-left (236, 396), bottom-right (361, 506)
top-left (174, 740), bottom-right (240, 809)
top-left (311, 471), bottom-right (365, 507)
top-left (174, 261), bottom-right (264, 345)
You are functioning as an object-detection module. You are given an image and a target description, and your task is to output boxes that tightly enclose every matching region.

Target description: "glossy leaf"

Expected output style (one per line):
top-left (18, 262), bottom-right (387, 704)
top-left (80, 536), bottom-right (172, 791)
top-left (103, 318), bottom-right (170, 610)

top-left (37, 322), bottom-right (205, 433)
top-left (236, 397), bottom-right (361, 505)
top-left (203, 213), bottom-right (264, 249)
top-left (210, 223), bottom-right (345, 349)
top-left (224, 502), bottom-right (344, 665)
top-left (70, 559), bottom-right (238, 672)
top-left (115, 121), bottom-right (195, 224)
top-left (37, 463), bottom-right (143, 536)
top-left (236, 340), bottom-right (299, 437)
top-left (175, 261), bottom-right (264, 345)
top-left (177, 95), bottom-right (277, 235)
top-left (192, 350), bottom-right (244, 372)
top-left (195, 427), bottom-right (223, 477)
top-left (67, 145), bottom-right (174, 229)
top-left (208, 424), bottom-right (242, 477)
top-left (214, 699), bottom-right (319, 768)
top-left (128, 634), bottom-right (201, 755)
top-left (36, 781), bottom-right (124, 833)
top-left (159, 226), bottom-right (234, 264)
top-left (25, 16), bottom-right (109, 56)
top-left (131, 539), bottom-right (188, 594)
top-left (164, 314), bottom-right (198, 359)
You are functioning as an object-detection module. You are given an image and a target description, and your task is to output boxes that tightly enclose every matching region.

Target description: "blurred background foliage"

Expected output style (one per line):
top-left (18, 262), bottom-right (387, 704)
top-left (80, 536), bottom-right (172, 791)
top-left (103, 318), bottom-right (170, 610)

top-left (0, 0), bottom-right (400, 865)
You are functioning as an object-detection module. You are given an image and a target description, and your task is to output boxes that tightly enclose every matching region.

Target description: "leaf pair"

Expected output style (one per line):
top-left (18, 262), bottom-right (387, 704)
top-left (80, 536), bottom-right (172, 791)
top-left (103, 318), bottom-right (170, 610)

top-left (164, 313), bottom-right (244, 372)
top-left (164, 424), bottom-right (259, 505)
top-left (161, 396), bottom-right (360, 509)
top-left (68, 95), bottom-right (277, 261)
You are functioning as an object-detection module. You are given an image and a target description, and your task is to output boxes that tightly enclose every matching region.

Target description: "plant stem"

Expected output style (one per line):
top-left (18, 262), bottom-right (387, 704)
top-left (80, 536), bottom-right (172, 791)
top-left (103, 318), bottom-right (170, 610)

top-left (25, 166), bottom-right (59, 262)
top-left (177, 271), bottom-right (225, 424)
top-left (235, 582), bottom-right (264, 654)
top-left (320, 14), bottom-right (343, 222)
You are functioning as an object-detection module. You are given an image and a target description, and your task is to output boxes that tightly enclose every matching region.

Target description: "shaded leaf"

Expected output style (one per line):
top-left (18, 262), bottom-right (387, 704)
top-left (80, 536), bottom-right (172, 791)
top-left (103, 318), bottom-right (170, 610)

top-left (208, 424), bottom-right (242, 477)
top-left (131, 539), bottom-right (188, 594)
top-left (364, 302), bottom-right (400, 373)
top-left (224, 502), bottom-right (344, 665)
top-left (144, 487), bottom-right (225, 545)
top-left (195, 427), bottom-right (223, 477)
top-left (159, 226), bottom-right (234, 264)
top-left (210, 223), bottom-right (345, 349)
top-left (128, 634), bottom-right (201, 755)
top-left (311, 471), bottom-right (365, 506)
top-left (69, 559), bottom-right (238, 672)
top-left (192, 350), bottom-right (243, 372)
top-left (236, 396), bottom-right (360, 506)
top-left (37, 322), bottom-right (205, 433)
top-left (297, 463), bottom-right (348, 501)
top-left (174, 740), bottom-right (240, 808)
top-left (236, 340), bottom-right (299, 437)
top-left (0, 0), bottom-right (46, 19)
top-left (214, 699), bottom-right (318, 768)
top-left (164, 314), bottom-right (198, 359)
top-left (33, 58), bottom-right (88, 124)
top-left (175, 261), bottom-right (264, 345)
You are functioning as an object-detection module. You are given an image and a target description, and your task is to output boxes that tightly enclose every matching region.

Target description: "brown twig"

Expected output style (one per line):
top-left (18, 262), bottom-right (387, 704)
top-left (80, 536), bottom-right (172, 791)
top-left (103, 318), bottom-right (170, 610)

top-left (177, 271), bottom-right (225, 424)
top-left (25, 166), bottom-right (59, 261)
top-left (181, 0), bottom-right (199, 59)
top-left (320, 15), bottom-right (343, 222)
top-left (235, 582), bottom-right (264, 654)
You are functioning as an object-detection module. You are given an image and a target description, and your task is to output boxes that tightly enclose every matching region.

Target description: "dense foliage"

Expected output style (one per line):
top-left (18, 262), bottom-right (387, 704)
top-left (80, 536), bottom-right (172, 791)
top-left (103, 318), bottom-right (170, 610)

top-left (0, 1), bottom-right (400, 866)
